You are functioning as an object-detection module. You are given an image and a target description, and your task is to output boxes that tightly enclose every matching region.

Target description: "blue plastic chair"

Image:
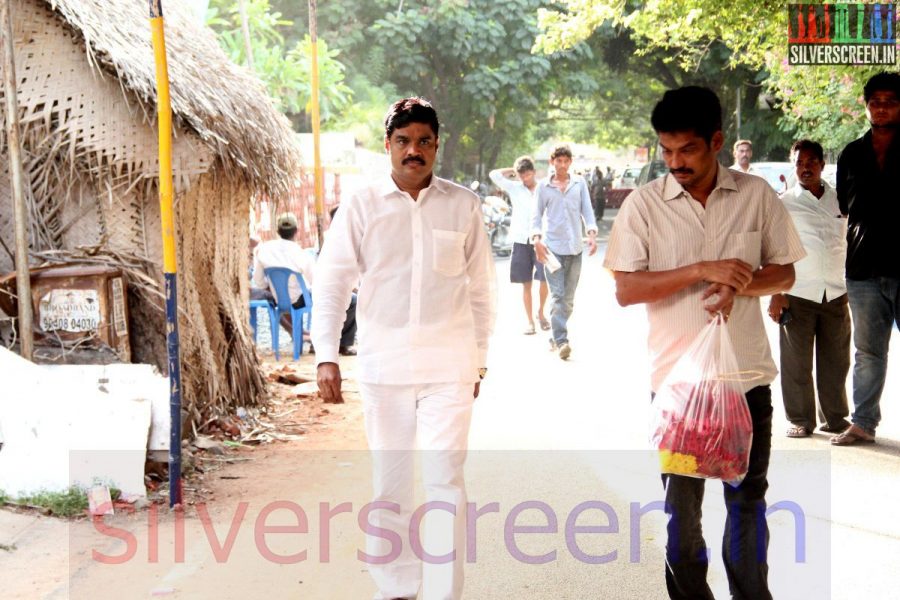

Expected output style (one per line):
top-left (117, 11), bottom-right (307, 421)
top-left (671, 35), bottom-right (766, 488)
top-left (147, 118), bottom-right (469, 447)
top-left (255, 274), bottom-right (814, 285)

top-left (249, 298), bottom-right (273, 343)
top-left (263, 267), bottom-right (313, 361)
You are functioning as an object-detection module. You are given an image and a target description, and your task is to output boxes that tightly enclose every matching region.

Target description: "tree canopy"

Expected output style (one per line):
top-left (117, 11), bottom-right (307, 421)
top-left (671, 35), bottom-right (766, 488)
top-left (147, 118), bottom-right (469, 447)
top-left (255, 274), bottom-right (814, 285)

top-left (536, 0), bottom-right (887, 155)
top-left (207, 0), bottom-right (352, 122)
top-left (206, 0), bottom-right (892, 178)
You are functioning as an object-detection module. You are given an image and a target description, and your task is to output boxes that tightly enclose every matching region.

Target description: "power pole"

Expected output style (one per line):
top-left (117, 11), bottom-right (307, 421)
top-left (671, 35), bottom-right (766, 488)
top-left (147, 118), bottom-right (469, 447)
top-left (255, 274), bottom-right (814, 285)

top-left (1, 0), bottom-right (34, 360)
top-left (238, 0), bottom-right (254, 70)
top-left (735, 87), bottom-right (742, 140)
top-left (308, 0), bottom-right (325, 249)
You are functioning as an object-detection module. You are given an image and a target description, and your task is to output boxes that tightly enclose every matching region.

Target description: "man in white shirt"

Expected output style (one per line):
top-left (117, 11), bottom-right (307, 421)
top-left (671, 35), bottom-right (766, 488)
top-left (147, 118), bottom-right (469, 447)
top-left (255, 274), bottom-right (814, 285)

top-left (768, 140), bottom-right (851, 437)
top-left (730, 139), bottom-right (755, 173)
top-left (489, 156), bottom-right (549, 334)
top-left (312, 97), bottom-right (496, 600)
top-left (251, 213), bottom-right (357, 354)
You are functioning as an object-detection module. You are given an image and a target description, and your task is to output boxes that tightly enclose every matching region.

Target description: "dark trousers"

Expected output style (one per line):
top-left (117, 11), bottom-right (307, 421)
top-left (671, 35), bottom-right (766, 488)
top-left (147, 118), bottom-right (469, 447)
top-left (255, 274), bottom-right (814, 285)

top-left (662, 385), bottom-right (773, 600)
top-left (779, 294), bottom-right (851, 431)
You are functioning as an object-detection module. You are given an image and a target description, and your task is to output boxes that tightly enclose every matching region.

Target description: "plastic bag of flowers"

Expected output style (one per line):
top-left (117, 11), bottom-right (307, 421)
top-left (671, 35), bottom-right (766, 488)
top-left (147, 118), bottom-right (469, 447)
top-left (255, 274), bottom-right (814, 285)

top-left (649, 313), bottom-right (755, 487)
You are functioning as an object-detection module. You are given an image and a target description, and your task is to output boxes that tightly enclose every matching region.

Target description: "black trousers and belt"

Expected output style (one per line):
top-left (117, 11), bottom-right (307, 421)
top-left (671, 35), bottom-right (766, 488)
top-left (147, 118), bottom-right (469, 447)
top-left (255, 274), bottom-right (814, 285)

top-left (661, 385), bottom-right (774, 600)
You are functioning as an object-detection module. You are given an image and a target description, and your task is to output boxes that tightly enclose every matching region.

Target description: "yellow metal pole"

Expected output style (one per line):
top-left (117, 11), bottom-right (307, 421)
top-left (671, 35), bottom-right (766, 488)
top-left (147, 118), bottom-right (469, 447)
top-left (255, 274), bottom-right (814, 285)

top-left (308, 0), bottom-right (325, 249)
top-left (149, 0), bottom-right (183, 508)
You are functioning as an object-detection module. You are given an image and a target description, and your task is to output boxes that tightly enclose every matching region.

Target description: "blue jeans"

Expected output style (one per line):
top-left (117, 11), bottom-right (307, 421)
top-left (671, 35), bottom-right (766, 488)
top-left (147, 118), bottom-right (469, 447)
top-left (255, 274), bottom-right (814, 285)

top-left (846, 277), bottom-right (900, 433)
top-left (543, 252), bottom-right (582, 345)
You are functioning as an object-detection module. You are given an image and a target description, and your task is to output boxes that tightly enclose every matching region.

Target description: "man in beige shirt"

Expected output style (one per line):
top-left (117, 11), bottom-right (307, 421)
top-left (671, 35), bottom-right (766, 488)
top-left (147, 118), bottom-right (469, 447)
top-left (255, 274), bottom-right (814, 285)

top-left (605, 87), bottom-right (805, 600)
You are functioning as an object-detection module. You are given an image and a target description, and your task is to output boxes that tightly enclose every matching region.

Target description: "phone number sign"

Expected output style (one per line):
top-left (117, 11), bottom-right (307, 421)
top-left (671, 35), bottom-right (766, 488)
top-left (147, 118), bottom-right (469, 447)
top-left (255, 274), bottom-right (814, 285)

top-left (39, 289), bottom-right (101, 333)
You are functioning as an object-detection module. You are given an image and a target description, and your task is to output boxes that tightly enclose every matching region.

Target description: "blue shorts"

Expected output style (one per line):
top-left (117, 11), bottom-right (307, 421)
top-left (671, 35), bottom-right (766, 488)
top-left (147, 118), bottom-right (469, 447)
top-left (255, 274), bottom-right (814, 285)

top-left (509, 242), bottom-right (546, 283)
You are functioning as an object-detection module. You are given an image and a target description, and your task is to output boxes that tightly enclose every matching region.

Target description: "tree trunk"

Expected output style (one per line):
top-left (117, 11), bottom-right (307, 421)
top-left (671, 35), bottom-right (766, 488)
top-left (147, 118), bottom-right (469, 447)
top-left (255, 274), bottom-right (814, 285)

top-left (486, 138), bottom-right (503, 176)
top-left (438, 132), bottom-right (459, 179)
top-left (238, 0), bottom-right (254, 70)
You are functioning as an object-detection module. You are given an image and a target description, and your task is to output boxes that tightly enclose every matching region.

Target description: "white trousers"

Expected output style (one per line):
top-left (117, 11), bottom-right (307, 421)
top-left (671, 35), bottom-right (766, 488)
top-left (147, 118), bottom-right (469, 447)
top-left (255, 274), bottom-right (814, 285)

top-left (358, 381), bottom-right (475, 600)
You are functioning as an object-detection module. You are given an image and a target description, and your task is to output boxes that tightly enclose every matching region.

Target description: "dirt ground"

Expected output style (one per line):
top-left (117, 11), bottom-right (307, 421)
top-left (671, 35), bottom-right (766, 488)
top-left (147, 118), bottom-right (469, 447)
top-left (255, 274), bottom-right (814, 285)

top-left (183, 350), bottom-right (369, 500)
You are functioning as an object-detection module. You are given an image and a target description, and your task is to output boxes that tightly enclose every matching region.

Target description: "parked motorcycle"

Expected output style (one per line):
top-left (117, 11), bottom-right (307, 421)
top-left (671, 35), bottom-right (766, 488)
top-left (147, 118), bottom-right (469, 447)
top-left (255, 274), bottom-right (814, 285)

top-left (482, 195), bottom-right (512, 257)
top-left (470, 180), bottom-right (512, 257)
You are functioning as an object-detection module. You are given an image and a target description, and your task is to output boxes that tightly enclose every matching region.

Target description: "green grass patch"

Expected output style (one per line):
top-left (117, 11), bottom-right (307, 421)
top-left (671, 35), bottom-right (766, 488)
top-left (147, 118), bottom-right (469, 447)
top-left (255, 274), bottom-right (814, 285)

top-left (0, 489), bottom-right (9, 504)
top-left (17, 487), bottom-right (89, 518)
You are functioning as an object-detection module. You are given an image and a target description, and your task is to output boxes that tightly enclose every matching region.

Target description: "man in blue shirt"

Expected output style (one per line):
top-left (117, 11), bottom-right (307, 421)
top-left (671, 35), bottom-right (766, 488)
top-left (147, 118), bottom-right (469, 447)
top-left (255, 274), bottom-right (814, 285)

top-left (531, 144), bottom-right (598, 359)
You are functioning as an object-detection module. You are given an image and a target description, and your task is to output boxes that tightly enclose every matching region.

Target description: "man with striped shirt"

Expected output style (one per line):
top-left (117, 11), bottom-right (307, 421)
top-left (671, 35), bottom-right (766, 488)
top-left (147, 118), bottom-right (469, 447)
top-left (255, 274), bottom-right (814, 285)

top-left (605, 87), bottom-right (805, 600)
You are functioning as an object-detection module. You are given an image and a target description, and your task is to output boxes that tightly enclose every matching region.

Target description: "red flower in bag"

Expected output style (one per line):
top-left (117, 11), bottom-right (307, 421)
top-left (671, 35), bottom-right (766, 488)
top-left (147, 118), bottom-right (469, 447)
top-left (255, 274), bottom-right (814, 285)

top-left (650, 315), bottom-right (754, 487)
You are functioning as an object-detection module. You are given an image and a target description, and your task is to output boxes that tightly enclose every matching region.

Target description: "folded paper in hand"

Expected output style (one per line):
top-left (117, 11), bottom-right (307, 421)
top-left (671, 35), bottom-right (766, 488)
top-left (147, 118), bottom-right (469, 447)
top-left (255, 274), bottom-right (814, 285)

top-left (544, 251), bottom-right (562, 273)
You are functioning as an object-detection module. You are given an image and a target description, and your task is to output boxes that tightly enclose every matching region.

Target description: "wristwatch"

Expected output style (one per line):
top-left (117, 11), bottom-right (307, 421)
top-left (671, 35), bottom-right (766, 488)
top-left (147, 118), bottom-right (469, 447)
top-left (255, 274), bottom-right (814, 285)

top-left (478, 368), bottom-right (488, 380)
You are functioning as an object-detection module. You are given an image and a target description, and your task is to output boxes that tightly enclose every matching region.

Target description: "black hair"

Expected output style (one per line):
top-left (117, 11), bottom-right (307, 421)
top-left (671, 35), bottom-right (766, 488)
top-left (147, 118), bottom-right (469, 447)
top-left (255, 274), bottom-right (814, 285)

top-left (514, 156), bottom-right (535, 173)
top-left (790, 139), bottom-right (825, 162)
top-left (863, 71), bottom-right (900, 103)
top-left (651, 86), bottom-right (723, 143)
top-left (550, 145), bottom-right (572, 160)
top-left (384, 97), bottom-right (440, 139)
top-left (277, 223), bottom-right (297, 240)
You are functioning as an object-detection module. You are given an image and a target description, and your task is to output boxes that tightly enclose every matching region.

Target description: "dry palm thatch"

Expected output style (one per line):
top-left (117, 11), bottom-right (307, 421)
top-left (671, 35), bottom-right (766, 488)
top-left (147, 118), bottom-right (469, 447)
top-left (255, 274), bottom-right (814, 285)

top-left (1, 0), bottom-right (303, 433)
top-left (45, 0), bottom-right (301, 195)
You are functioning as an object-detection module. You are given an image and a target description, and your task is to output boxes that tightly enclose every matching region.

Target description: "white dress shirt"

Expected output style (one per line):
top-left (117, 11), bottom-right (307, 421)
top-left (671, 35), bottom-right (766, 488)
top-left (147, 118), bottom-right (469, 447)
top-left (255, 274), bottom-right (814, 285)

top-left (311, 175), bottom-right (496, 384)
top-left (251, 238), bottom-right (316, 304)
top-left (780, 181), bottom-right (847, 302)
top-left (489, 170), bottom-right (534, 244)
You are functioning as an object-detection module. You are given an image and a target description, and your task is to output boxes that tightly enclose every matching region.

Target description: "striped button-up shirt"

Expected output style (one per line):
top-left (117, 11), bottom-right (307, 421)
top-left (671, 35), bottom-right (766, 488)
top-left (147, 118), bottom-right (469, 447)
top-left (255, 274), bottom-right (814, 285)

top-left (604, 164), bottom-right (806, 393)
top-left (531, 174), bottom-right (598, 255)
top-left (311, 175), bottom-right (496, 384)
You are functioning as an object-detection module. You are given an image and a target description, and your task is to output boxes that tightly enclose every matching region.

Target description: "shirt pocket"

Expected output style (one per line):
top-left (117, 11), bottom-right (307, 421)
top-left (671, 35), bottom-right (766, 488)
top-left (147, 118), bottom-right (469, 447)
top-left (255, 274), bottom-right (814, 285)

top-left (725, 231), bottom-right (762, 270)
top-left (432, 229), bottom-right (467, 277)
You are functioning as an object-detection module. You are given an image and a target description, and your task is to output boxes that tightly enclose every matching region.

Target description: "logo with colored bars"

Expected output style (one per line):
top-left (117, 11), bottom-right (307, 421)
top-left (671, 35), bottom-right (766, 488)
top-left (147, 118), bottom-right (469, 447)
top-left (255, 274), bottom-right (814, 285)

top-left (788, 3), bottom-right (897, 65)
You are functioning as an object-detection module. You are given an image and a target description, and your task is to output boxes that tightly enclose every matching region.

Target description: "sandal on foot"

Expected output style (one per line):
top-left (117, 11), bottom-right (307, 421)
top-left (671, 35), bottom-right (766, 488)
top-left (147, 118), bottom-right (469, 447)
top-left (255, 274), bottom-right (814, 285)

top-left (537, 315), bottom-right (550, 331)
top-left (831, 424), bottom-right (875, 446)
top-left (524, 324), bottom-right (536, 335)
top-left (786, 425), bottom-right (811, 438)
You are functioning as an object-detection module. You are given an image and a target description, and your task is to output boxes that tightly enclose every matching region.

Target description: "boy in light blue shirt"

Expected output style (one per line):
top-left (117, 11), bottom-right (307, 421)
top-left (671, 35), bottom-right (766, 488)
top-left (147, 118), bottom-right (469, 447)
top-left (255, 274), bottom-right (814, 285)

top-left (530, 144), bottom-right (598, 359)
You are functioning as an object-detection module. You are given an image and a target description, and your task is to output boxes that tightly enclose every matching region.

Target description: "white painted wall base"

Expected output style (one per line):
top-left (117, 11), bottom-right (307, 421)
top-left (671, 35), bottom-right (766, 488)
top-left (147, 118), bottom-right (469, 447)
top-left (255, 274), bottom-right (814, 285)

top-left (0, 347), bottom-right (168, 498)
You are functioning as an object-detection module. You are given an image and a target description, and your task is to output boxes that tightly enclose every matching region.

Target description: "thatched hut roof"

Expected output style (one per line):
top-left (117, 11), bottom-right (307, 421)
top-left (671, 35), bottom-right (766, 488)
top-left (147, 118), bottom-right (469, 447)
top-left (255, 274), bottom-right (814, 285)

top-left (44, 0), bottom-right (300, 195)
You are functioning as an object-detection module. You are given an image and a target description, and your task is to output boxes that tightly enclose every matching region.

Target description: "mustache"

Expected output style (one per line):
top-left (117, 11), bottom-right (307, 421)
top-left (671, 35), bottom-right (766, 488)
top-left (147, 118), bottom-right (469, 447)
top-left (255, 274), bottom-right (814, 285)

top-left (669, 168), bottom-right (693, 176)
top-left (402, 156), bottom-right (426, 165)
